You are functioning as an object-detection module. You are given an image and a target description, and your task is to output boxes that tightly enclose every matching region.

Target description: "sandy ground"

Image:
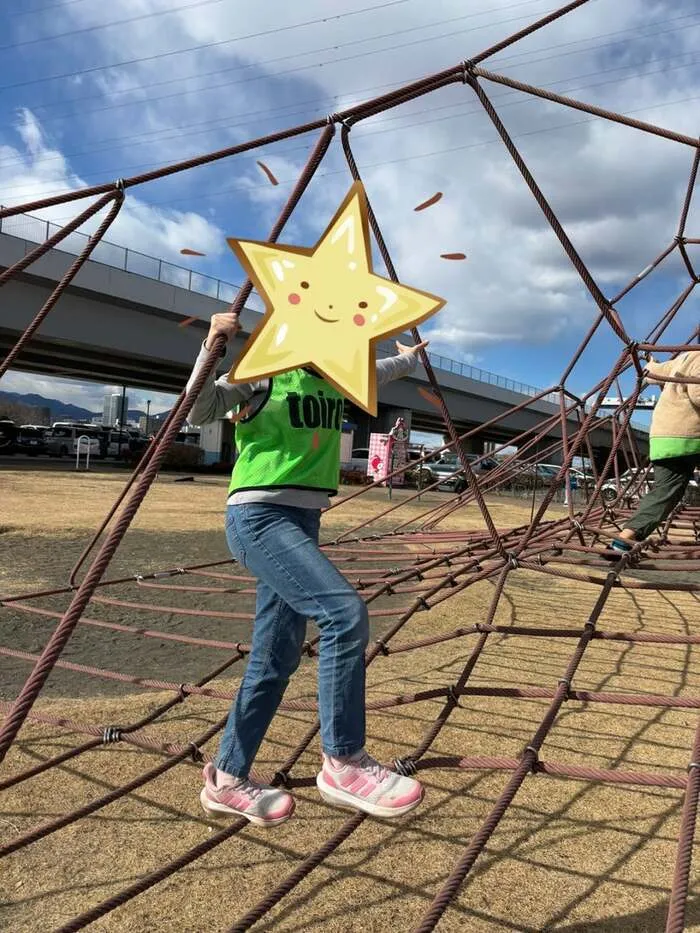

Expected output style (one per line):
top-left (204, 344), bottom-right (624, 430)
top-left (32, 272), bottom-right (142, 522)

top-left (1, 466), bottom-right (700, 932)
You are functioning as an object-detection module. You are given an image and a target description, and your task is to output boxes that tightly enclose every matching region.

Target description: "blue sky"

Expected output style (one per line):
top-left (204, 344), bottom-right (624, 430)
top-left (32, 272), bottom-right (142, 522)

top-left (1, 0), bottom-right (699, 429)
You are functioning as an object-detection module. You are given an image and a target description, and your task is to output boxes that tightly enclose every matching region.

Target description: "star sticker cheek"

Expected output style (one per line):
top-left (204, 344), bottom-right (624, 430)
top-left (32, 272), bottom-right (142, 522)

top-left (225, 181), bottom-right (445, 413)
top-left (363, 282), bottom-right (441, 339)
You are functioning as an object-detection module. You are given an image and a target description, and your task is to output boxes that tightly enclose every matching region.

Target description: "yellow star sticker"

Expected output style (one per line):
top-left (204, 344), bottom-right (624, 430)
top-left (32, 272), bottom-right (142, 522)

top-left (226, 181), bottom-right (445, 414)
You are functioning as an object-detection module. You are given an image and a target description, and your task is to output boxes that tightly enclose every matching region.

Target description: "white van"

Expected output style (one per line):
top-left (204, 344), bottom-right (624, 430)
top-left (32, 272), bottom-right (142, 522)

top-left (46, 423), bottom-right (101, 459)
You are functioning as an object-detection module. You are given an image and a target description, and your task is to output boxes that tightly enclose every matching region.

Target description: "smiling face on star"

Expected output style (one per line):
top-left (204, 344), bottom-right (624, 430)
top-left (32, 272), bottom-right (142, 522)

top-left (282, 272), bottom-right (399, 336)
top-left (226, 182), bottom-right (445, 413)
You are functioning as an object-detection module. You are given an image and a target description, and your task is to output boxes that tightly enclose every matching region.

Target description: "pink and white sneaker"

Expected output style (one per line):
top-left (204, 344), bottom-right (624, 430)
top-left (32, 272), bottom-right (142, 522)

top-left (316, 750), bottom-right (424, 818)
top-left (200, 762), bottom-right (295, 827)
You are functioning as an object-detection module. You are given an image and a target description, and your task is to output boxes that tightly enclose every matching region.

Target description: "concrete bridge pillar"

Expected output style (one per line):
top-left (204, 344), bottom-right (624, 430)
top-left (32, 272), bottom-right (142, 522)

top-left (198, 419), bottom-right (235, 465)
top-left (442, 433), bottom-right (484, 455)
top-left (380, 407), bottom-right (412, 435)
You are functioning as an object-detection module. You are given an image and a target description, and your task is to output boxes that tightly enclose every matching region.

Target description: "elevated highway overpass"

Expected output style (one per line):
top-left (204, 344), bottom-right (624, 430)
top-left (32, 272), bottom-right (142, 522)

top-left (0, 213), bottom-right (649, 464)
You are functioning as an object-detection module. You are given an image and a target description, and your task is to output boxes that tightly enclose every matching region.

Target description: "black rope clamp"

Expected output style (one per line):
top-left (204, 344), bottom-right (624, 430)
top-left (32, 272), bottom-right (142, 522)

top-left (508, 553), bottom-right (520, 570)
top-left (688, 762), bottom-right (700, 773)
top-left (302, 640), bottom-right (315, 657)
top-left (114, 177), bottom-right (125, 194)
top-left (327, 112), bottom-right (350, 129)
top-left (188, 742), bottom-right (204, 763)
top-left (177, 683), bottom-right (188, 700)
top-left (393, 756), bottom-right (417, 777)
top-left (416, 596), bottom-right (430, 611)
top-left (448, 685), bottom-right (461, 706)
top-left (460, 60), bottom-right (475, 84)
top-left (557, 677), bottom-right (571, 697)
top-left (102, 726), bottom-right (122, 744)
top-left (375, 639), bottom-right (390, 656)
top-left (523, 745), bottom-right (540, 771)
top-left (572, 520), bottom-right (584, 532)
top-left (273, 769), bottom-right (291, 788)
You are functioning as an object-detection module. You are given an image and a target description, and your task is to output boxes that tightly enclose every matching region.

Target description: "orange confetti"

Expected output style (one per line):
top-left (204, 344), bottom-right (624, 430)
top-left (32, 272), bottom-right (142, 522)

top-left (178, 315), bottom-right (198, 328)
top-left (180, 248), bottom-right (206, 256)
top-left (440, 252), bottom-right (467, 260)
top-left (418, 387), bottom-right (442, 411)
top-left (414, 191), bottom-right (443, 211)
top-left (257, 161), bottom-right (279, 186)
top-left (312, 431), bottom-right (320, 450)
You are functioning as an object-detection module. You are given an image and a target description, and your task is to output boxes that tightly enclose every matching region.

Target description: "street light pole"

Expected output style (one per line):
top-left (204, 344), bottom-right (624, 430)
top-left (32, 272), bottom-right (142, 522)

top-left (118, 385), bottom-right (126, 459)
top-left (146, 399), bottom-right (151, 435)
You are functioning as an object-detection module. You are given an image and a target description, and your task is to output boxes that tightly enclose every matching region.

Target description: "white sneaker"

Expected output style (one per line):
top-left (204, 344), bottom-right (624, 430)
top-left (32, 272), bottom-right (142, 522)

top-left (200, 762), bottom-right (295, 827)
top-left (316, 750), bottom-right (423, 818)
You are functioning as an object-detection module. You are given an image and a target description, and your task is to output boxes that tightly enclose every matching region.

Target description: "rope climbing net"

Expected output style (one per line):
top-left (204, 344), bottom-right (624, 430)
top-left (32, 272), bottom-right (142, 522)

top-left (1, 0), bottom-right (700, 929)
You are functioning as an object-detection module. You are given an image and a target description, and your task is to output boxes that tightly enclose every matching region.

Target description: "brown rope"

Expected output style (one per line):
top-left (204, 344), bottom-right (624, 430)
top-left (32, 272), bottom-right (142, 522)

top-left (0, 1), bottom-right (699, 929)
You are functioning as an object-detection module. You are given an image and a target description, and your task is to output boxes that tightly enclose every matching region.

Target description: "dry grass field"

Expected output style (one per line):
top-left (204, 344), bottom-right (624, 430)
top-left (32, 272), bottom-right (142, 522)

top-left (1, 466), bottom-right (699, 932)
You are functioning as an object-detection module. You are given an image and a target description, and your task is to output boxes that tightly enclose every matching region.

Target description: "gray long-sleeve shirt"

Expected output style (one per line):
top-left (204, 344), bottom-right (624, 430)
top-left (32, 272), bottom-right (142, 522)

top-left (186, 342), bottom-right (419, 509)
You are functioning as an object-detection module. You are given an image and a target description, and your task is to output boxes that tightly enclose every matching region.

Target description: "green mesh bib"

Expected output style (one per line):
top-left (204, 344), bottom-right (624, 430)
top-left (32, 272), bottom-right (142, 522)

top-left (229, 370), bottom-right (345, 495)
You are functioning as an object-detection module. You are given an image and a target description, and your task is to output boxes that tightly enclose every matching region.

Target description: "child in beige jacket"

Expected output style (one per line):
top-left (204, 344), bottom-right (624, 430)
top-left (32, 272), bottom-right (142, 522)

top-left (607, 349), bottom-right (700, 554)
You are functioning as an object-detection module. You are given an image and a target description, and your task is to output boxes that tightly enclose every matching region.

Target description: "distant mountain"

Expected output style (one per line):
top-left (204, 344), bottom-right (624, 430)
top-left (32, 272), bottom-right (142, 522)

top-left (0, 391), bottom-right (167, 426)
top-left (0, 391), bottom-right (94, 423)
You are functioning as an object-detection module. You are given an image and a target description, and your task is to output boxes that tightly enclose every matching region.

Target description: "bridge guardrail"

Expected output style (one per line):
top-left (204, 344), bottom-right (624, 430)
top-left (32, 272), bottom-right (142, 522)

top-left (0, 209), bottom-right (648, 433)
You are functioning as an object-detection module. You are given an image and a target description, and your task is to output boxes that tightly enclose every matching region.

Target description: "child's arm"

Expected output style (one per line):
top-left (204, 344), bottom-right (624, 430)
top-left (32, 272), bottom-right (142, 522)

top-left (376, 340), bottom-right (429, 386)
top-left (185, 313), bottom-right (266, 425)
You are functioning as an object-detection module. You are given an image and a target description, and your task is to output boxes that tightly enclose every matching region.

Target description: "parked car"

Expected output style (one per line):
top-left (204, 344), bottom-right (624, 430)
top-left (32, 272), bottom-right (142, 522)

top-left (601, 468), bottom-right (654, 503)
top-left (403, 462), bottom-right (437, 489)
top-left (532, 463), bottom-right (584, 488)
top-left (46, 423), bottom-right (101, 459)
top-left (0, 419), bottom-right (19, 454)
top-left (105, 430), bottom-right (132, 459)
top-left (17, 425), bottom-right (48, 456)
top-left (341, 447), bottom-right (370, 474)
top-left (429, 452), bottom-right (499, 493)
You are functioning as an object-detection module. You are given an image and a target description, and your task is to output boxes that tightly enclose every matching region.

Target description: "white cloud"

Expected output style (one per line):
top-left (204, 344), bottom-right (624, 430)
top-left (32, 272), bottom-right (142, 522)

top-left (1, 369), bottom-right (176, 414)
top-left (2, 0), bottom-right (699, 378)
top-left (0, 109), bottom-right (226, 264)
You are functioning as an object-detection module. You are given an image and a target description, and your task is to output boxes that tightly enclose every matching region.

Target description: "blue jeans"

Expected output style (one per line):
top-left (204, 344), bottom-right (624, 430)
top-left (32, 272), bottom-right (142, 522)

top-left (217, 503), bottom-right (369, 777)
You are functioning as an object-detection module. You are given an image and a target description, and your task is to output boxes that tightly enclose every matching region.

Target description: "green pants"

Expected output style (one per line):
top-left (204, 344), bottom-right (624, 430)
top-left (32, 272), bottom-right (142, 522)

top-left (625, 455), bottom-right (699, 540)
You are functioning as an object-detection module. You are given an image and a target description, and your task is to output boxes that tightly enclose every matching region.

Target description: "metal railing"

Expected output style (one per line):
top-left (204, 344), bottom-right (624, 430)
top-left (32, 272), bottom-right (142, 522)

top-left (0, 208), bottom-right (649, 432)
